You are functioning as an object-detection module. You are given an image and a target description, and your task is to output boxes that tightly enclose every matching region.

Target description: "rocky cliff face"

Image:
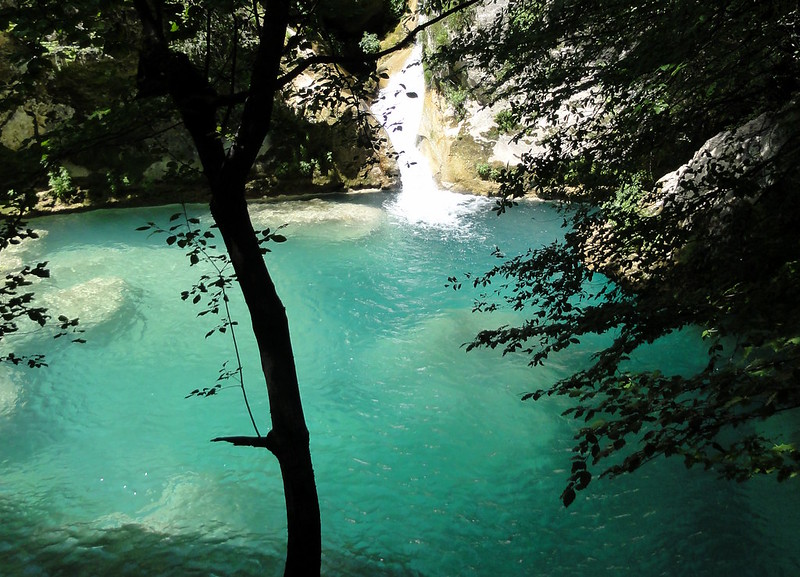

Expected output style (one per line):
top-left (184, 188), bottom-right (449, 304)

top-left (418, 81), bottom-right (538, 196)
top-left (0, 8), bottom-right (400, 213)
top-left (578, 98), bottom-right (800, 289)
top-left (247, 89), bottom-right (398, 198)
top-left (415, 0), bottom-right (537, 196)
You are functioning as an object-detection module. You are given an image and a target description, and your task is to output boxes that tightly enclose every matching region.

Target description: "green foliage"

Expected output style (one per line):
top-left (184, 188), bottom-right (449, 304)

top-left (493, 109), bottom-right (518, 134)
top-left (450, 0), bottom-right (800, 504)
top-left (358, 32), bottom-right (381, 55)
top-left (388, 0), bottom-right (406, 19)
top-left (47, 165), bottom-right (76, 202)
top-left (1, 189), bottom-right (83, 368)
top-left (105, 170), bottom-right (131, 196)
top-left (262, 108), bottom-right (343, 184)
top-left (298, 159), bottom-right (317, 177)
top-left (423, 0), bottom-right (475, 29)
top-left (476, 162), bottom-right (501, 181)
top-left (431, 21), bottom-right (450, 48)
top-left (0, 1), bottom-right (269, 199)
top-left (443, 82), bottom-right (469, 119)
top-left (422, 3), bottom-right (479, 119)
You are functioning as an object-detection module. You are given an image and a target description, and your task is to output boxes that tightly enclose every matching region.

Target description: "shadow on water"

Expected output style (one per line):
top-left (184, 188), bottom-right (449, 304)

top-left (0, 498), bottom-right (435, 577)
top-left (0, 498), bottom-right (279, 577)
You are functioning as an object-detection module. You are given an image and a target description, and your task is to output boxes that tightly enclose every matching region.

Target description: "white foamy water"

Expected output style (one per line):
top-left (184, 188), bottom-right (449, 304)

top-left (372, 44), bottom-right (488, 227)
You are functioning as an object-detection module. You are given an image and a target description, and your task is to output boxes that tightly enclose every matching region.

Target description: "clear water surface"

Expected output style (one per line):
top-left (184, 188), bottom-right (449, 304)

top-left (1, 193), bottom-right (798, 576)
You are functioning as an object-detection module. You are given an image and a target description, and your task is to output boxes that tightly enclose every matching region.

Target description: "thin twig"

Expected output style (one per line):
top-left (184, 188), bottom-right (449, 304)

top-left (180, 203), bottom-right (262, 437)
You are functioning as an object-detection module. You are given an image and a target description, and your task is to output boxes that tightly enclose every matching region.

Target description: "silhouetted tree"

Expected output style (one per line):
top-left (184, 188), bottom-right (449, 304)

top-left (1, 1), bottom-right (479, 573)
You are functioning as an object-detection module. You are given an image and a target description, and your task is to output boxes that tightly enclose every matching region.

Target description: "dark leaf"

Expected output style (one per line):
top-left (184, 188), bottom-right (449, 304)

top-left (574, 470), bottom-right (592, 490)
top-left (571, 460), bottom-right (587, 473)
top-left (562, 486), bottom-right (576, 507)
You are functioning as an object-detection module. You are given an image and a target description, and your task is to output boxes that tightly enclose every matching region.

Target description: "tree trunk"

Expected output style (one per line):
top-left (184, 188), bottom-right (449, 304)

top-left (133, 1), bottom-right (322, 573)
top-left (209, 181), bottom-right (321, 576)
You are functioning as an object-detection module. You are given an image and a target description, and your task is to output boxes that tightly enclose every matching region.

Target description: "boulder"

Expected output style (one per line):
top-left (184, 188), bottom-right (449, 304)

top-left (655, 101), bottom-right (800, 207)
top-left (0, 108), bottom-right (35, 151)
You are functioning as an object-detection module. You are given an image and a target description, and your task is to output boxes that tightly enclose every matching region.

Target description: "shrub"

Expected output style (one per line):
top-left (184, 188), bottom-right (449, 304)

top-left (494, 109), bottom-right (518, 134)
top-left (389, 0), bottom-right (405, 19)
top-left (444, 83), bottom-right (469, 119)
top-left (359, 32), bottom-right (381, 55)
top-left (476, 162), bottom-right (502, 181)
top-left (47, 166), bottom-right (76, 202)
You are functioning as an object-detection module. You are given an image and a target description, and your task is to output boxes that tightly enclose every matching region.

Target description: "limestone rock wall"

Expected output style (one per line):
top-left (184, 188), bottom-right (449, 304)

top-left (416, 1), bottom-right (537, 196)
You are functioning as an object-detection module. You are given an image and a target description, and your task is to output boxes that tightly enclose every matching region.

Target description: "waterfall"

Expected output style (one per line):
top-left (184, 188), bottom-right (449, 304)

top-left (372, 44), bottom-right (483, 227)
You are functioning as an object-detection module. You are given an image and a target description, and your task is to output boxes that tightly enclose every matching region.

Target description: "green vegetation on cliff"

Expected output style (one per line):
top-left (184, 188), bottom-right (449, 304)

top-left (0, 0), bottom-right (408, 209)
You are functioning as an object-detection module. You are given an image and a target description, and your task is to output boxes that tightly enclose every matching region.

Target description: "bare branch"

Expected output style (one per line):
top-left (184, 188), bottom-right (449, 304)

top-left (211, 434), bottom-right (275, 450)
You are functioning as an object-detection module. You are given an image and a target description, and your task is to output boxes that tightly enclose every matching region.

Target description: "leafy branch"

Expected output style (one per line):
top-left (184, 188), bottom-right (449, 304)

top-left (2, 190), bottom-right (83, 368)
top-left (137, 205), bottom-right (288, 438)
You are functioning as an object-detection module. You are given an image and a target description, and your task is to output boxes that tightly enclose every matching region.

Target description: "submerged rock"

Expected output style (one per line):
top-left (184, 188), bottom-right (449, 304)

top-left (249, 198), bottom-right (386, 242)
top-left (41, 277), bottom-right (132, 331)
top-left (0, 229), bottom-right (48, 273)
top-left (0, 375), bottom-right (20, 418)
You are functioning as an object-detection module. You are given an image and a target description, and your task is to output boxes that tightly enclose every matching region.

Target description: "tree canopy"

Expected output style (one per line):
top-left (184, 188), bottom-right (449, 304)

top-left (445, 0), bottom-right (800, 505)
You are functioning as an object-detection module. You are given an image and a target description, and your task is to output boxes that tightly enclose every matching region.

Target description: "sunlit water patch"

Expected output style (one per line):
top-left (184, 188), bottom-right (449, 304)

top-left (248, 196), bottom-right (387, 243)
top-left (0, 228), bottom-right (48, 273)
top-left (1, 195), bottom-right (798, 577)
top-left (0, 373), bottom-right (20, 417)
